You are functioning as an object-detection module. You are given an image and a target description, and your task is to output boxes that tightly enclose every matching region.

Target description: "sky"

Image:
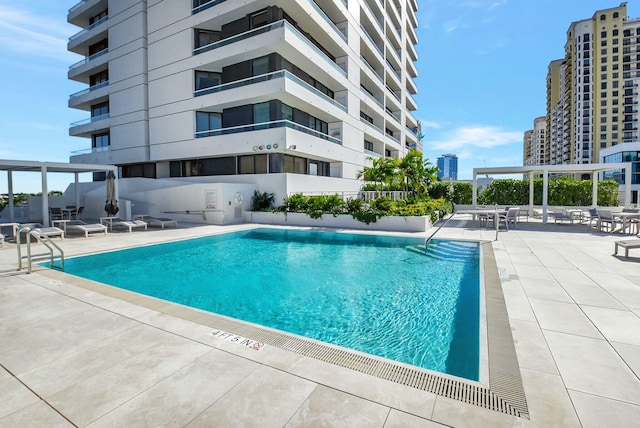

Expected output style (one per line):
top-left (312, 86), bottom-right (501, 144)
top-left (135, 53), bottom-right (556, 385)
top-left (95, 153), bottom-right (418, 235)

top-left (0, 0), bottom-right (635, 192)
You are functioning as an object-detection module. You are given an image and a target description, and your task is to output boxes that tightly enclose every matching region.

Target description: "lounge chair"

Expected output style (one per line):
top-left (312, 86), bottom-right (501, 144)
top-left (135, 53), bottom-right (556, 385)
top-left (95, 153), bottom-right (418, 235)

top-left (135, 215), bottom-right (177, 229)
top-left (110, 218), bottom-right (148, 232)
top-left (614, 239), bottom-right (640, 258)
top-left (0, 233), bottom-right (4, 247)
top-left (65, 220), bottom-right (108, 238)
top-left (17, 223), bottom-right (64, 241)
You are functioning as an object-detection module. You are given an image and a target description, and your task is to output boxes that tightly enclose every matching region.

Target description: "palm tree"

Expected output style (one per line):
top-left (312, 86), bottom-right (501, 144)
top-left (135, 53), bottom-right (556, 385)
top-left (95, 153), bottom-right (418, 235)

top-left (399, 150), bottom-right (438, 195)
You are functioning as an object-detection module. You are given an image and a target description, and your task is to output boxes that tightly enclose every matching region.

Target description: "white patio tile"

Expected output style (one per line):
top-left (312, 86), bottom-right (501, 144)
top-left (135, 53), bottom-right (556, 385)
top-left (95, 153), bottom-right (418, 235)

top-left (509, 319), bottom-right (558, 374)
top-left (610, 341), bottom-right (640, 379)
top-left (520, 369), bottom-right (580, 428)
top-left (582, 306), bottom-right (640, 345)
top-left (545, 331), bottom-right (640, 404)
top-left (284, 385), bottom-right (389, 428)
top-left (88, 349), bottom-right (261, 427)
top-left (529, 298), bottom-right (602, 338)
top-left (560, 282), bottom-right (626, 310)
top-left (185, 366), bottom-right (316, 427)
top-left (569, 390), bottom-right (640, 428)
top-left (519, 277), bottom-right (572, 303)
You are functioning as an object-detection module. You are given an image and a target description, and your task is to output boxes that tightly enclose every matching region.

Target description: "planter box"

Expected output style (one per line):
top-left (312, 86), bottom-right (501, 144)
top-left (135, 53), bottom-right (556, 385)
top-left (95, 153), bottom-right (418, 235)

top-left (244, 211), bottom-right (432, 233)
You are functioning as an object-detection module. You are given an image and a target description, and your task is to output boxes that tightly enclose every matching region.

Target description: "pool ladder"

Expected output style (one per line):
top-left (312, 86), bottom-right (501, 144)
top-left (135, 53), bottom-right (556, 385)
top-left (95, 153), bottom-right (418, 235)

top-left (16, 227), bottom-right (64, 274)
top-left (425, 212), bottom-right (456, 249)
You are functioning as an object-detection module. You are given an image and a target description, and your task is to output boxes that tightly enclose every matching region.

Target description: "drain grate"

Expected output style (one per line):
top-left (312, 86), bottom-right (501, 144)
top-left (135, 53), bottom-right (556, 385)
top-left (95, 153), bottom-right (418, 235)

top-left (46, 237), bottom-right (528, 419)
top-left (207, 312), bottom-right (527, 418)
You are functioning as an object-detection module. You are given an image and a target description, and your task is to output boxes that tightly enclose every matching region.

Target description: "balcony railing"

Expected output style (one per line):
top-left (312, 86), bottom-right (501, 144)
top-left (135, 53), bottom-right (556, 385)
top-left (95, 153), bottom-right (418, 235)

top-left (70, 113), bottom-right (110, 127)
top-left (70, 145), bottom-right (110, 155)
top-left (69, 16), bottom-right (108, 41)
top-left (193, 20), bottom-right (346, 77)
top-left (309, 0), bottom-right (346, 41)
top-left (360, 117), bottom-right (383, 134)
top-left (360, 25), bottom-right (383, 58)
top-left (69, 49), bottom-right (108, 70)
top-left (194, 70), bottom-right (346, 111)
top-left (192, 0), bottom-right (228, 14)
top-left (69, 81), bottom-right (109, 99)
top-left (195, 119), bottom-right (342, 144)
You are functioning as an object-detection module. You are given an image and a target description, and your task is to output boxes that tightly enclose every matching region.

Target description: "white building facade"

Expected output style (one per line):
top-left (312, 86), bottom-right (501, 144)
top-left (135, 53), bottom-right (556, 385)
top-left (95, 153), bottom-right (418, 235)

top-left (67, 0), bottom-right (419, 201)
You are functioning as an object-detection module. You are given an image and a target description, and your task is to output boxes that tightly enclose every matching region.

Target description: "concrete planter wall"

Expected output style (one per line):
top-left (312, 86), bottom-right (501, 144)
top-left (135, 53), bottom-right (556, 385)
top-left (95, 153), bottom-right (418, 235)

top-left (244, 211), bottom-right (432, 233)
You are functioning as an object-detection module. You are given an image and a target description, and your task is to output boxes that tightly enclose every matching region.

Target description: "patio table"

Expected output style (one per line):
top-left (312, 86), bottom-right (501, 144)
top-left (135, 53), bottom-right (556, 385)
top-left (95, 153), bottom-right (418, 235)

top-left (456, 209), bottom-right (504, 241)
top-left (613, 212), bottom-right (640, 234)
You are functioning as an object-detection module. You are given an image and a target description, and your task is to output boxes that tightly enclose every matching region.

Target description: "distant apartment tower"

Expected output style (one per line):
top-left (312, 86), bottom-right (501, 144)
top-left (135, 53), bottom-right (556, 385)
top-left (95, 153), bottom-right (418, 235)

top-left (66, 0), bottom-right (420, 196)
top-left (523, 116), bottom-right (547, 167)
top-left (546, 2), bottom-right (640, 174)
top-left (437, 154), bottom-right (458, 181)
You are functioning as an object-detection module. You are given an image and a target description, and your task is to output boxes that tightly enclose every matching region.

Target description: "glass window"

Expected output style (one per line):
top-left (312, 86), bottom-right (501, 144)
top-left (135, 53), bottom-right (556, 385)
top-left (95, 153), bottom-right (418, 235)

top-left (238, 155), bottom-right (268, 174)
top-left (196, 111), bottom-right (221, 133)
top-left (90, 70), bottom-right (108, 86)
top-left (91, 102), bottom-right (109, 117)
top-left (88, 38), bottom-right (108, 56)
top-left (92, 132), bottom-right (109, 148)
top-left (195, 71), bottom-right (221, 90)
top-left (194, 29), bottom-right (220, 48)
top-left (252, 56), bottom-right (269, 76)
top-left (282, 104), bottom-right (293, 121)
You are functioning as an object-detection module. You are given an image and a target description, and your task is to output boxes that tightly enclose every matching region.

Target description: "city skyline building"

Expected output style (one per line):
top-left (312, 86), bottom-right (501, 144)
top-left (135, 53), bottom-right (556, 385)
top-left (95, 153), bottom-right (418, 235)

top-left (545, 3), bottom-right (640, 165)
top-left (436, 153), bottom-right (457, 181)
top-left (545, 2), bottom-right (639, 198)
top-left (66, 0), bottom-right (419, 199)
top-left (523, 116), bottom-right (547, 167)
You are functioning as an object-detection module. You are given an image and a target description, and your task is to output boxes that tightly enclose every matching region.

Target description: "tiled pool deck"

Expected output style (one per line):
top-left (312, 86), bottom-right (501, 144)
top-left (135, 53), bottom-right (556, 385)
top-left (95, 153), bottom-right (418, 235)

top-left (1, 218), bottom-right (639, 427)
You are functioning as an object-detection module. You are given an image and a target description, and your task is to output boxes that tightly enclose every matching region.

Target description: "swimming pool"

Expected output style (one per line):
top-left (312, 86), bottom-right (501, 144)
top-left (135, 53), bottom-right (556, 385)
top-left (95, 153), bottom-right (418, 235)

top-left (61, 228), bottom-right (481, 380)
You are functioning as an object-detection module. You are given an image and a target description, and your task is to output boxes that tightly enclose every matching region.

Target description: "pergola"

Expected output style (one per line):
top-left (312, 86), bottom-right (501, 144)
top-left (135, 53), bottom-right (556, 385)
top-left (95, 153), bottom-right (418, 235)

top-left (471, 162), bottom-right (633, 224)
top-left (0, 160), bottom-right (117, 226)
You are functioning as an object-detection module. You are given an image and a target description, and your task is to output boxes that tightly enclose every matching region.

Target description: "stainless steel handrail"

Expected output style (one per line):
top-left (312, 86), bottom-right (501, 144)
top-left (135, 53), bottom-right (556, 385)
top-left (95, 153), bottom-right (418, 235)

top-left (16, 227), bottom-right (64, 273)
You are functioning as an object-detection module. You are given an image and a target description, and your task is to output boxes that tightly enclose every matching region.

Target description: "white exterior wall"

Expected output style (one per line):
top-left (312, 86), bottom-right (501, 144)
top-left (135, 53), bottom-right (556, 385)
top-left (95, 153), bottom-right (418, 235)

top-left (67, 0), bottom-right (419, 201)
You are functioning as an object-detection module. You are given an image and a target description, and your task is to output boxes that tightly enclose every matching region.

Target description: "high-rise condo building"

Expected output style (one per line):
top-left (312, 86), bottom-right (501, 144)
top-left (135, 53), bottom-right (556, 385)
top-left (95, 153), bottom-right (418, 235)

top-left (523, 116), bottom-right (547, 167)
top-left (436, 154), bottom-right (457, 181)
top-left (546, 3), bottom-right (640, 167)
top-left (546, 2), bottom-right (640, 198)
top-left (66, 0), bottom-right (419, 200)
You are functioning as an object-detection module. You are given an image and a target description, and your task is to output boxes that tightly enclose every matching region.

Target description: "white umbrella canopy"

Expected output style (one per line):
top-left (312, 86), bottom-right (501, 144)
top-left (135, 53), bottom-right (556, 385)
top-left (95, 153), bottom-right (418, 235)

top-left (104, 170), bottom-right (119, 216)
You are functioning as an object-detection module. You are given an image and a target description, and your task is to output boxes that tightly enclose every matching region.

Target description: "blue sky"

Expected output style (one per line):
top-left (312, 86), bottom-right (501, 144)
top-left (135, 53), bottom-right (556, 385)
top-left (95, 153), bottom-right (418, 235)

top-left (0, 1), bottom-right (634, 192)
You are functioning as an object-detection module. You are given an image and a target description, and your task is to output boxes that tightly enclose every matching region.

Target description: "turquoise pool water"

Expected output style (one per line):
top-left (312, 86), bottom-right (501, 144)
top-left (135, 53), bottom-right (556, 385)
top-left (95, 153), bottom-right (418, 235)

top-left (61, 228), bottom-right (480, 380)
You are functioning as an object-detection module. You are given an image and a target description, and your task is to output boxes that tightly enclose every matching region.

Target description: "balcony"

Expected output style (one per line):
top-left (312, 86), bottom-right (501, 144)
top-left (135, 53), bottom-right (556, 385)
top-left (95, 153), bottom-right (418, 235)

top-left (68, 15), bottom-right (107, 42)
top-left (70, 113), bottom-right (109, 127)
top-left (193, 20), bottom-right (346, 77)
top-left (69, 48), bottom-right (108, 71)
top-left (194, 70), bottom-right (347, 111)
top-left (69, 81), bottom-right (109, 100)
top-left (195, 120), bottom-right (342, 145)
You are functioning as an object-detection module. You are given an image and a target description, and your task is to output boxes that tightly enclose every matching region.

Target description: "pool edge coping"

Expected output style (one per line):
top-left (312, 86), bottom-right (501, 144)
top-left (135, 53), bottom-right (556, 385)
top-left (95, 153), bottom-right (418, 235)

top-left (32, 230), bottom-right (529, 419)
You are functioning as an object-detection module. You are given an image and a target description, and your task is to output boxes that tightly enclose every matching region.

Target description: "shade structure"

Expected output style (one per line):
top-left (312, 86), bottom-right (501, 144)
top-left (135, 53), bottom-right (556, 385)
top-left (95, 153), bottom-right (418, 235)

top-left (104, 170), bottom-right (119, 216)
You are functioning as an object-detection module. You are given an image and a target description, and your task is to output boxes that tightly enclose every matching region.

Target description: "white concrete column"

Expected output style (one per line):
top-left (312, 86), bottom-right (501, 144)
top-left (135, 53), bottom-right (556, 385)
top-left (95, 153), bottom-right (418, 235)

top-left (7, 170), bottom-right (15, 221)
top-left (41, 166), bottom-right (49, 227)
top-left (529, 175), bottom-right (534, 216)
top-left (74, 172), bottom-right (80, 208)
top-left (542, 169), bottom-right (549, 224)
top-left (625, 165), bottom-right (632, 208)
top-left (592, 172), bottom-right (598, 207)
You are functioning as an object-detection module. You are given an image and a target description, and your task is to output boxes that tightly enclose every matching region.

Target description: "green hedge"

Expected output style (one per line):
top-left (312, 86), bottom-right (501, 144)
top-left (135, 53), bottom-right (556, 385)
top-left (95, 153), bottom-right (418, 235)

top-left (276, 194), bottom-right (453, 224)
top-left (478, 178), bottom-right (620, 206)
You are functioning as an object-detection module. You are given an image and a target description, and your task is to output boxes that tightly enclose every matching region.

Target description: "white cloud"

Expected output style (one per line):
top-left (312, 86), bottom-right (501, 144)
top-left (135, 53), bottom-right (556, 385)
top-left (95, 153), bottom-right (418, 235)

top-left (420, 120), bottom-right (444, 129)
top-left (428, 125), bottom-right (523, 151)
top-left (0, 4), bottom-right (74, 61)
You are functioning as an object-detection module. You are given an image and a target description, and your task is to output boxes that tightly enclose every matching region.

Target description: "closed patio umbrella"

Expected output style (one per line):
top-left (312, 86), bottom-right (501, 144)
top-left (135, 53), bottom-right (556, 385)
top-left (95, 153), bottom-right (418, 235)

top-left (104, 170), bottom-right (119, 216)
